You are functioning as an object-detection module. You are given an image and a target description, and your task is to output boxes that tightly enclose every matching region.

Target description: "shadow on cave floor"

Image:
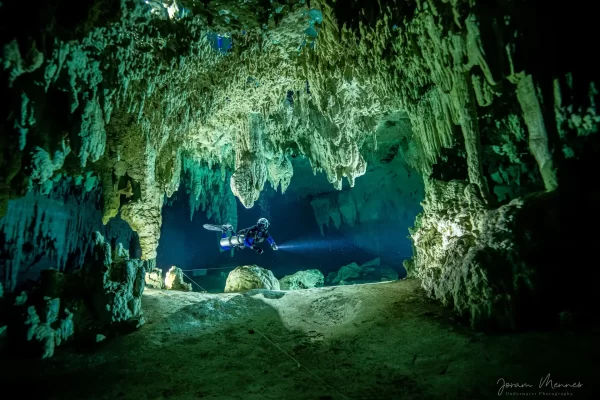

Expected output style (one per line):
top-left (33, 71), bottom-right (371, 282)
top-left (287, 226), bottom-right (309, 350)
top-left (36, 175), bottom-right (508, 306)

top-left (1, 279), bottom-right (596, 400)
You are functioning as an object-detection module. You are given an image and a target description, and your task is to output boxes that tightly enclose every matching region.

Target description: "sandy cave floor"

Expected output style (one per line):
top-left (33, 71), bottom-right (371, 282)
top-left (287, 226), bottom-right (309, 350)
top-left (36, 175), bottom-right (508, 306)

top-left (1, 279), bottom-right (596, 399)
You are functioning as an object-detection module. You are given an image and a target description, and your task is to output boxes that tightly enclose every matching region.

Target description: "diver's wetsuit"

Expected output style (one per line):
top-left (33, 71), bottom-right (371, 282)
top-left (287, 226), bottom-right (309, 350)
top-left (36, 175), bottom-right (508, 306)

top-left (221, 225), bottom-right (275, 253)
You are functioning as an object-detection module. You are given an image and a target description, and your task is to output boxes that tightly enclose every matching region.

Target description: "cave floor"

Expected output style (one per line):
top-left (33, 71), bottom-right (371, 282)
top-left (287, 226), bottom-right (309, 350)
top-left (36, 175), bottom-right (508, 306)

top-left (2, 278), bottom-right (595, 399)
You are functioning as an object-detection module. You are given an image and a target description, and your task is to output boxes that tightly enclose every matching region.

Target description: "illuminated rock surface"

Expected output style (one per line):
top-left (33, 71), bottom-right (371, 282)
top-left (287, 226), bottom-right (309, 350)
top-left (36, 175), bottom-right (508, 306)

top-left (224, 265), bottom-right (280, 292)
top-left (145, 268), bottom-right (165, 290)
top-left (165, 266), bottom-right (192, 292)
top-left (405, 179), bottom-right (566, 329)
top-left (1, 280), bottom-right (594, 399)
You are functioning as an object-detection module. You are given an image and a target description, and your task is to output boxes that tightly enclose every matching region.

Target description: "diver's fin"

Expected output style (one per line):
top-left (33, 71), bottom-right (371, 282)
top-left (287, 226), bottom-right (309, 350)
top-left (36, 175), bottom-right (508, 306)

top-left (203, 224), bottom-right (225, 232)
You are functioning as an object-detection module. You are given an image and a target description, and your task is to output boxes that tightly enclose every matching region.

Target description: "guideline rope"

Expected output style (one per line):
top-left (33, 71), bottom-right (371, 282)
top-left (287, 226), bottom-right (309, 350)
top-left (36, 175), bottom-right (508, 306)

top-left (178, 271), bottom-right (350, 399)
top-left (180, 270), bottom-right (208, 292)
top-left (247, 323), bottom-right (350, 400)
top-left (180, 267), bottom-right (236, 272)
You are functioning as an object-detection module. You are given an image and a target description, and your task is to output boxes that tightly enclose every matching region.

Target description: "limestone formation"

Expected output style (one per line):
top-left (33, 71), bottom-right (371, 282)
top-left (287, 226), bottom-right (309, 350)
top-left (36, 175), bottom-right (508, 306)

top-left (113, 243), bottom-right (130, 263)
top-left (165, 266), bottom-right (192, 292)
top-left (224, 265), bottom-right (280, 293)
top-left (331, 258), bottom-right (399, 285)
top-left (406, 178), bottom-right (568, 329)
top-left (0, 230), bottom-right (153, 359)
top-left (145, 268), bottom-right (165, 290)
top-left (183, 157), bottom-right (238, 226)
top-left (23, 300), bottom-right (75, 359)
top-left (0, 178), bottom-right (137, 292)
top-left (83, 232), bottom-right (146, 325)
top-left (279, 269), bottom-right (325, 290)
top-left (2, 0), bottom-right (596, 264)
top-left (309, 149), bottom-right (423, 259)
top-left (515, 74), bottom-right (558, 191)
top-left (0, 273), bottom-right (75, 359)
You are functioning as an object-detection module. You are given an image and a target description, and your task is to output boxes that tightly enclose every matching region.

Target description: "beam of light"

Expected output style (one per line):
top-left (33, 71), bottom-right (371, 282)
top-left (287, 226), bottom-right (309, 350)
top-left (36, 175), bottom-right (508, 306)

top-left (276, 236), bottom-right (355, 253)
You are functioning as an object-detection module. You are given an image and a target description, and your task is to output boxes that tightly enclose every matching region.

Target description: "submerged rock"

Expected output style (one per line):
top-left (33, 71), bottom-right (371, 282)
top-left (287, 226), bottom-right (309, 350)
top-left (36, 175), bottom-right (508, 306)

top-left (145, 268), bottom-right (165, 289)
top-left (165, 266), bottom-right (192, 292)
top-left (0, 232), bottom-right (146, 359)
top-left (280, 269), bottom-right (325, 290)
top-left (23, 299), bottom-right (74, 359)
top-left (225, 265), bottom-right (280, 292)
top-left (332, 258), bottom-right (399, 285)
top-left (83, 232), bottom-right (146, 326)
top-left (332, 262), bottom-right (362, 284)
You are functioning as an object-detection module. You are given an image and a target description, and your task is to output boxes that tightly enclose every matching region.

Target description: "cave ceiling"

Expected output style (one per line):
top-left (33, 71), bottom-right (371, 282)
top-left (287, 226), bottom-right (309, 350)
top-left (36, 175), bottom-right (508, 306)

top-left (1, 0), bottom-right (597, 261)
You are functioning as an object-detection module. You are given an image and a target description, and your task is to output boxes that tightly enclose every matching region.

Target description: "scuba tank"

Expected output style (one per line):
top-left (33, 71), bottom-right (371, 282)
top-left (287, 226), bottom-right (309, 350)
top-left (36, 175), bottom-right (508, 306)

top-left (219, 234), bottom-right (245, 248)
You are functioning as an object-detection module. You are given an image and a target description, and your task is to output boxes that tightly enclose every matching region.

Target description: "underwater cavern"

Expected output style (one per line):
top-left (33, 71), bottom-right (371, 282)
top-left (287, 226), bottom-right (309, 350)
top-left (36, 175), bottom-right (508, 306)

top-left (0, 0), bottom-right (598, 398)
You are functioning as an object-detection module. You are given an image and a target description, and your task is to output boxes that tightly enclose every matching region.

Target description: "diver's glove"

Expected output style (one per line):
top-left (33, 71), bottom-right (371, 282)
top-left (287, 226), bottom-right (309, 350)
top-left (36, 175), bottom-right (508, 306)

top-left (254, 247), bottom-right (264, 254)
top-left (271, 243), bottom-right (278, 251)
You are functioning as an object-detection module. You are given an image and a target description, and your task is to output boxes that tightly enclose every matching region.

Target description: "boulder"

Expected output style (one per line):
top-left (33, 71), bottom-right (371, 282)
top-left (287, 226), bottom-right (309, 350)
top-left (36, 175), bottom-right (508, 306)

top-left (165, 266), bottom-right (192, 291)
top-left (332, 262), bottom-right (362, 284)
top-left (280, 269), bottom-right (325, 290)
top-left (145, 268), bottom-right (164, 289)
top-left (332, 258), bottom-right (399, 285)
top-left (224, 265), bottom-right (280, 292)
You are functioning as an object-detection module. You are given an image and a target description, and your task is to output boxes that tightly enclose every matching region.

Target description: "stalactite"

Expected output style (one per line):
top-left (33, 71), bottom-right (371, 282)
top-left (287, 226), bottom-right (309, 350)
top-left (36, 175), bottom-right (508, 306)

top-left (454, 70), bottom-right (491, 202)
top-left (516, 74), bottom-right (558, 191)
top-left (230, 113), bottom-right (269, 208)
top-left (182, 157), bottom-right (237, 228)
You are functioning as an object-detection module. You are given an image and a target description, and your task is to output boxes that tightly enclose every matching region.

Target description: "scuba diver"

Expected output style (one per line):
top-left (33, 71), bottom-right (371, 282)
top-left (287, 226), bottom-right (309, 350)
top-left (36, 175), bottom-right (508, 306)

top-left (203, 218), bottom-right (278, 254)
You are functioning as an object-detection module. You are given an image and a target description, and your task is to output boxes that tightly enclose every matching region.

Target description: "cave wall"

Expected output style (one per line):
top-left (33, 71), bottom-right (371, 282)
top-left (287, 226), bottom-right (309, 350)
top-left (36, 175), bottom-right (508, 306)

top-left (404, 177), bottom-right (598, 330)
top-left (0, 177), bottom-right (137, 291)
